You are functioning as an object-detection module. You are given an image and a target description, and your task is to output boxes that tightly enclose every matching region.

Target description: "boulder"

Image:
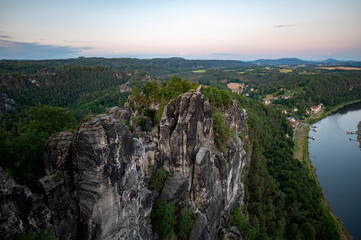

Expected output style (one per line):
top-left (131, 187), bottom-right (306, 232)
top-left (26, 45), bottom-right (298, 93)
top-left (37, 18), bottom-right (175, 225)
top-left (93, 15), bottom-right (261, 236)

top-left (160, 172), bottom-right (188, 203)
top-left (0, 167), bottom-right (51, 240)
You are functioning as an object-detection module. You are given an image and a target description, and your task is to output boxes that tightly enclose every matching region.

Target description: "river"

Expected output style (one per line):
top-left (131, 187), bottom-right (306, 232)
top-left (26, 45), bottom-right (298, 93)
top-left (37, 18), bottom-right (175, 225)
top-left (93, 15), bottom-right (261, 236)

top-left (309, 102), bottom-right (361, 239)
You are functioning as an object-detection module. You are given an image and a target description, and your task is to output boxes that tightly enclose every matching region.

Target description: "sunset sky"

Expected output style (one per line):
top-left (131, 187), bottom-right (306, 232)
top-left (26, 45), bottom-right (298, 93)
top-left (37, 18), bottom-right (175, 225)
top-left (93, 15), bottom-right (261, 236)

top-left (1, 0), bottom-right (360, 60)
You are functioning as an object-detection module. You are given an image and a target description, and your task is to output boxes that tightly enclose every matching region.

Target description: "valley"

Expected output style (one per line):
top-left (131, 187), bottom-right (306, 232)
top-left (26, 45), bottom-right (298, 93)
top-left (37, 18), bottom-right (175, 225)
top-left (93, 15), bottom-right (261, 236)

top-left (0, 57), bottom-right (360, 240)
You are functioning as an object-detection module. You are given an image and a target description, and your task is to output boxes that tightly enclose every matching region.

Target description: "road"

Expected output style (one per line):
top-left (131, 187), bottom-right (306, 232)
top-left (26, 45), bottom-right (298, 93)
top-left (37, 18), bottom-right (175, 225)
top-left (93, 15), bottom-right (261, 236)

top-left (292, 121), bottom-right (315, 141)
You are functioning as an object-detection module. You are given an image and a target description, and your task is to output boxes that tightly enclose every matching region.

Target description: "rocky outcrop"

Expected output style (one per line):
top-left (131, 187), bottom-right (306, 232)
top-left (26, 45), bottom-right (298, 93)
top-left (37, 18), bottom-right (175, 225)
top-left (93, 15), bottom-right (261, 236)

top-left (0, 87), bottom-right (250, 240)
top-left (160, 172), bottom-right (188, 203)
top-left (159, 88), bottom-right (213, 178)
top-left (40, 114), bottom-right (153, 240)
top-left (0, 167), bottom-right (52, 240)
top-left (158, 87), bottom-right (249, 239)
top-left (119, 82), bottom-right (132, 92)
top-left (0, 93), bottom-right (16, 115)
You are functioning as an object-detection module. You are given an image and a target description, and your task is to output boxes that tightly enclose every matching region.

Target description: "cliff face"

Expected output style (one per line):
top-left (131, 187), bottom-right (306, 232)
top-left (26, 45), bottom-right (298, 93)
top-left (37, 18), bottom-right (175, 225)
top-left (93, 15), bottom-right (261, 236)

top-left (158, 87), bottom-right (249, 239)
top-left (0, 93), bottom-right (16, 115)
top-left (0, 88), bottom-right (250, 240)
top-left (40, 115), bottom-right (153, 240)
top-left (0, 167), bottom-right (51, 240)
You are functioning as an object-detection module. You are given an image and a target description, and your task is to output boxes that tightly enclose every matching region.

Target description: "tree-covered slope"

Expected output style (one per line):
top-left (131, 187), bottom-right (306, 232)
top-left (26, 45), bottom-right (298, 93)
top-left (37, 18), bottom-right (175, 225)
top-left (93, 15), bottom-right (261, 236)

top-left (203, 87), bottom-right (341, 239)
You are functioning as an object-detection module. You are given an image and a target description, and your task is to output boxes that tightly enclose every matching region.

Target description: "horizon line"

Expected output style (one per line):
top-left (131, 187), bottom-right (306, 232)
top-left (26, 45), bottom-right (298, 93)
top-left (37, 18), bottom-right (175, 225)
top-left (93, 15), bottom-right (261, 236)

top-left (1, 56), bottom-right (361, 62)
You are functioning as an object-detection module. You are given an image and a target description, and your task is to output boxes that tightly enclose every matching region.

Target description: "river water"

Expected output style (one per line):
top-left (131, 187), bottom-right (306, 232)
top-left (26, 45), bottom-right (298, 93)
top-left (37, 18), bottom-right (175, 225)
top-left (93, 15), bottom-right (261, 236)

top-left (309, 102), bottom-right (361, 239)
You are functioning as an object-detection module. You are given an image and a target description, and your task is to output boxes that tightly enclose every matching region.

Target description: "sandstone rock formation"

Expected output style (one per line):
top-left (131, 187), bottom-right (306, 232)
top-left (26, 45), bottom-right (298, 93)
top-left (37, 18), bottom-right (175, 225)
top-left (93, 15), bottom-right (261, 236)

top-left (0, 167), bottom-right (52, 240)
top-left (157, 88), bottom-right (249, 239)
top-left (119, 82), bottom-right (132, 92)
top-left (0, 88), bottom-right (250, 240)
top-left (40, 115), bottom-right (152, 240)
top-left (0, 93), bottom-right (16, 115)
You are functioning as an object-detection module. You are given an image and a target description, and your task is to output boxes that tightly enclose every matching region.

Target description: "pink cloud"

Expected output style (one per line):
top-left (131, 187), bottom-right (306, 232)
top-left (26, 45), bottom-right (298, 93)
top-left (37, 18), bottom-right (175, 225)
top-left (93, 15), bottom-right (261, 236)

top-left (274, 24), bottom-right (296, 28)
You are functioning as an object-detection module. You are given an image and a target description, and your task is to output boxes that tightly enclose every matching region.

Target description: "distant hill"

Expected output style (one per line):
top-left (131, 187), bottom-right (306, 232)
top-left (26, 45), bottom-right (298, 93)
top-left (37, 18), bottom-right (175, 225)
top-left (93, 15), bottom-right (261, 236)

top-left (1, 57), bottom-right (361, 75)
top-left (252, 58), bottom-right (307, 65)
top-left (318, 58), bottom-right (339, 63)
top-left (251, 58), bottom-right (361, 66)
top-left (0, 57), bottom-right (250, 75)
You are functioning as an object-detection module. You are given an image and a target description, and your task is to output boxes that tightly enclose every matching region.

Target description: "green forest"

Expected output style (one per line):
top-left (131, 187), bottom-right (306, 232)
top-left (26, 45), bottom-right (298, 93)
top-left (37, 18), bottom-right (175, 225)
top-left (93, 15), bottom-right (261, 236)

top-left (205, 87), bottom-right (340, 239)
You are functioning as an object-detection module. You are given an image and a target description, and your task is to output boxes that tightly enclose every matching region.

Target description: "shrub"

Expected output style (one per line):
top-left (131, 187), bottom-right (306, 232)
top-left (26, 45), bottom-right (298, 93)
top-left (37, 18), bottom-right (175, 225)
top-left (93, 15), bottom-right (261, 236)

top-left (131, 116), bottom-right (148, 131)
top-left (175, 207), bottom-right (197, 239)
top-left (144, 107), bottom-right (156, 122)
top-left (151, 198), bottom-right (176, 240)
top-left (151, 167), bottom-right (167, 192)
top-left (213, 110), bottom-right (233, 152)
top-left (229, 207), bottom-right (256, 240)
top-left (15, 228), bottom-right (58, 240)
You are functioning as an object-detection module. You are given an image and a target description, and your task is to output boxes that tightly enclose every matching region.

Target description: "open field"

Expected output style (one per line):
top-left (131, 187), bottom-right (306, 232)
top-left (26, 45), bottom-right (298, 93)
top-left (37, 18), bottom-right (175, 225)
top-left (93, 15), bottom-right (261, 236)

top-left (279, 69), bottom-right (292, 73)
top-left (299, 71), bottom-right (318, 75)
top-left (294, 124), bottom-right (307, 162)
top-left (264, 94), bottom-right (274, 101)
top-left (192, 69), bottom-right (207, 73)
top-left (316, 67), bottom-right (361, 70)
top-left (227, 82), bottom-right (243, 90)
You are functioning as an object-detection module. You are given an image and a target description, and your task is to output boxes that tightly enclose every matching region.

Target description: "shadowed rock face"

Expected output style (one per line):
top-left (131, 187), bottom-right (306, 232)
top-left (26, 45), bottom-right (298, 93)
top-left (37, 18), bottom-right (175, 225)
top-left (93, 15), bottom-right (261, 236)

top-left (0, 88), bottom-right (250, 240)
top-left (0, 93), bottom-right (16, 115)
top-left (40, 115), bottom-right (152, 240)
top-left (0, 167), bottom-right (51, 240)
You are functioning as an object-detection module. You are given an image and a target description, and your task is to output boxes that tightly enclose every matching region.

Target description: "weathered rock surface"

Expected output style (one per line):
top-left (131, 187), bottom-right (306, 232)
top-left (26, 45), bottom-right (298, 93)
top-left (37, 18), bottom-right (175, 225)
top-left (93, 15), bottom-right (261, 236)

top-left (0, 167), bottom-right (51, 240)
top-left (159, 89), bottom-right (214, 175)
top-left (221, 226), bottom-right (243, 240)
top-left (160, 172), bottom-right (188, 203)
top-left (157, 88), bottom-right (249, 239)
top-left (0, 93), bottom-right (16, 115)
top-left (40, 114), bottom-right (153, 240)
top-left (119, 82), bottom-right (132, 92)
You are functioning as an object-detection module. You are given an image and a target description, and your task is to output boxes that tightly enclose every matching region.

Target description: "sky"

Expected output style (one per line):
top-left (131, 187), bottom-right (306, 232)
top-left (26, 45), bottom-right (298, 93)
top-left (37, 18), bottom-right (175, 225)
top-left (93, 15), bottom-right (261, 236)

top-left (0, 0), bottom-right (361, 60)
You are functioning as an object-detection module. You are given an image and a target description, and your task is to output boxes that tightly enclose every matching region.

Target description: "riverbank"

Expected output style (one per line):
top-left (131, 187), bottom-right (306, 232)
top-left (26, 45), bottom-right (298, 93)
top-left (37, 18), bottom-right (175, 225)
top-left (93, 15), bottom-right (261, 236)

top-left (357, 121), bottom-right (361, 149)
top-left (294, 126), bottom-right (351, 239)
top-left (306, 99), bottom-right (361, 124)
top-left (293, 101), bottom-right (361, 239)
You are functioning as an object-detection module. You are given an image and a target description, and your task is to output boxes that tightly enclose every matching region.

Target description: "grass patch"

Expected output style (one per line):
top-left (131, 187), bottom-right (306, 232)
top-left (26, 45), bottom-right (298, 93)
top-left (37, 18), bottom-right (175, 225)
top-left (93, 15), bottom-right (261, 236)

top-left (279, 69), bottom-right (292, 73)
top-left (192, 70), bottom-right (206, 73)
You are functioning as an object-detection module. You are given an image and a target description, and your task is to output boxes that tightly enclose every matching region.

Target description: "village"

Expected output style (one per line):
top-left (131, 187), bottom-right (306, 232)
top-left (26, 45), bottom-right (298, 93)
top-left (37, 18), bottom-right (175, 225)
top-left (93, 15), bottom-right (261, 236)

top-left (226, 83), bottom-right (324, 130)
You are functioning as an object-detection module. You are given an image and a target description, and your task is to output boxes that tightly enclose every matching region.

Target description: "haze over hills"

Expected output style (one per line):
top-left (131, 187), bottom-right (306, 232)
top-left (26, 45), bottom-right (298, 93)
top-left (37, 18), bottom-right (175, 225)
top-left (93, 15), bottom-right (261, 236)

top-left (1, 57), bottom-right (361, 72)
top-left (250, 58), bottom-right (361, 66)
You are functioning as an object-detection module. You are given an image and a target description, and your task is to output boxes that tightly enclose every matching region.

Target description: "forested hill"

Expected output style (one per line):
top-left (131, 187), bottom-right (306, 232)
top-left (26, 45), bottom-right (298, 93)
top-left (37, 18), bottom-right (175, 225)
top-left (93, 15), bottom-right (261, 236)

top-left (0, 57), bottom-right (249, 75)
